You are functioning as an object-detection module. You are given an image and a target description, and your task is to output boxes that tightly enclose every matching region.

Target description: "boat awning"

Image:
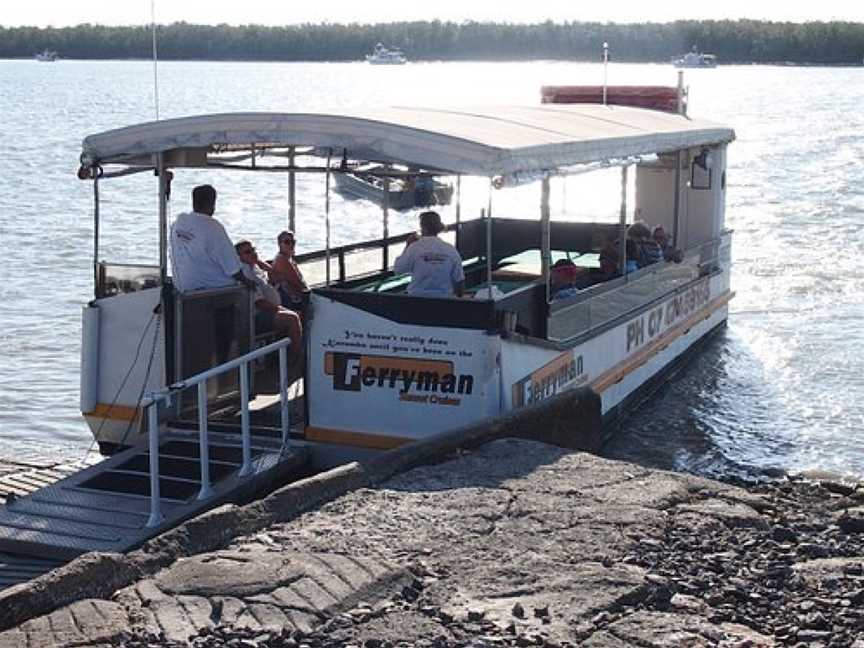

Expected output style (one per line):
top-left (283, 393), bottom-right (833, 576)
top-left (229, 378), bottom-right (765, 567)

top-left (80, 105), bottom-right (735, 177)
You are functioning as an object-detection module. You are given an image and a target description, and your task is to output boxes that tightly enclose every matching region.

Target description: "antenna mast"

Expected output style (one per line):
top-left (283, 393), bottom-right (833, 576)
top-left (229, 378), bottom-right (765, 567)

top-left (602, 42), bottom-right (609, 106)
top-left (151, 0), bottom-right (160, 120)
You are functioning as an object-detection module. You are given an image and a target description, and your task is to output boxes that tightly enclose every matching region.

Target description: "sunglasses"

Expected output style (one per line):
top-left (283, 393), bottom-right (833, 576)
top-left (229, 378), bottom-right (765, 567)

top-left (239, 247), bottom-right (256, 255)
top-left (279, 239), bottom-right (295, 245)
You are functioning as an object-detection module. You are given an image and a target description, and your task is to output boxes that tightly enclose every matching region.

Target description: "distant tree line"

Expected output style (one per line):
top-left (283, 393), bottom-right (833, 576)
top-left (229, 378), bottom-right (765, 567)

top-left (3, 20), bottom-right (863, 64)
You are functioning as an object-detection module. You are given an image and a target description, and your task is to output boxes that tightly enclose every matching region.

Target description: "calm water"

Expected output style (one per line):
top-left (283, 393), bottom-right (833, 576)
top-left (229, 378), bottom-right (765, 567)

top-left (0, 60), bottom-right (862, 478)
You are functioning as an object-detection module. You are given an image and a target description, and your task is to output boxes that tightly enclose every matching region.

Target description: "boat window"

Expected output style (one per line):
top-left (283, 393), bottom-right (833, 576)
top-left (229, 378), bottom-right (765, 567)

top-left (690, 149), bottom-right (713, 190)
top-left (547, 232), bottom-right (730, 343)
top-left (97, 262), bottom-right (160, 298)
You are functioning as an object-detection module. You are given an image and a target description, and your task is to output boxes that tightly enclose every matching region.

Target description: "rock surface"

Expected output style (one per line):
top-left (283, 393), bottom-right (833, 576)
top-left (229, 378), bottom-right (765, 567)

top-left (2, 438), bottom-right (864, 647)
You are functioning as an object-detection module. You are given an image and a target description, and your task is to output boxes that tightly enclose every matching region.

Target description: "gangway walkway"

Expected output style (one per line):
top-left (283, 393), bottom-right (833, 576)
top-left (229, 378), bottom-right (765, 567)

top-left (0, 339), bottom-right (309, 565)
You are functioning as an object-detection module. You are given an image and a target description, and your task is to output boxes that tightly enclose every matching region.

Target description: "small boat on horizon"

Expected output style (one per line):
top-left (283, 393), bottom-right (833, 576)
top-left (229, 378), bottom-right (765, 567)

top-left (365, 42), bottom-right (407, 65)
top-left (35, 49), bottom-right (58, 62)
top-left (672, 46), bottom-right (716, 68)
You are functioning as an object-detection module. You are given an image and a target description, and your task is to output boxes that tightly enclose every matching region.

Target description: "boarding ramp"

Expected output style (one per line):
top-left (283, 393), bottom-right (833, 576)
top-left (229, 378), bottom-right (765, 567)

top-left (0, 339), bottom-right (308, 562)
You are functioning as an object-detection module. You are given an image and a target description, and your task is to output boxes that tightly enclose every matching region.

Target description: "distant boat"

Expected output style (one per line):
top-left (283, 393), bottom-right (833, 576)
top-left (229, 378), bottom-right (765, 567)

top-left (672, 47), bottom-right (716, 68)
top-left (365, 43), bottom-right (407, 65)
top-left (35, 49), bottom-right (58, 62)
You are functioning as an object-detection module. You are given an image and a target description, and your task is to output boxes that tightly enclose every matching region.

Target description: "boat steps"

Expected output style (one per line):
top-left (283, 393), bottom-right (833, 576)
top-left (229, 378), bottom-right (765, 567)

top-left (0, 430), bottom-right (310, 561)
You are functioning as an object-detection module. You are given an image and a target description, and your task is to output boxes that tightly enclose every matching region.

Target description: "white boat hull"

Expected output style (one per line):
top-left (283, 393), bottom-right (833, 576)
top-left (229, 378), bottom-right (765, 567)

top-left (305, 269), bottom-right (732, 449)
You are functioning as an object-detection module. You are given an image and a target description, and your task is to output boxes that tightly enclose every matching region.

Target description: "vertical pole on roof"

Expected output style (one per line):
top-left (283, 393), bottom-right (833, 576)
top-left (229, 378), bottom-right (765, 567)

top-left (673, 152), bottom-right (682, 249)
top-left (151, 0), bottom-right (160, 121)
top-left (617, 165), bottom-right (628, 276)
top-left (485, 179), bottom-right (493, 292)
top-left (157, 154), bottom-right (168, 283)
top-left (93, 174), bottom-right (100, 299)
top-left (288, 147), bottom-right (296, 232)
top-left (324, 149), bottom-right (332, 286)
top-left (602, 42), bottom-right (609, 106)
top-left (540, 174), bottom-right (551, 304)
top-left (382, 177), bottom-right (390, 270)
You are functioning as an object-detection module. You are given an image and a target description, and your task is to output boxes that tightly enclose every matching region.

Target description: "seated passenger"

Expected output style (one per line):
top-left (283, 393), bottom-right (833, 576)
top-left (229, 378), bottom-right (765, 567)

top-left (550, 258), bottom-right (581, 300)
top-left (235, 240), bottom-right (302, 361)
top-left (393, 211), bottom-right (464, 297)
top-left (627, 221), bottom-right (661, 268)
top-left (415, 175), bottom-right (435, 206)
top-left (625, 239), bottom-right (641, 273)
top-left (598, 238), bottom-right (621, 277)
top-left (268, 230), bottom-right (310, 314)
top-left (652, 226), bottom-right (682, 263)
top-left (600, 238), bottom-right (640, 275)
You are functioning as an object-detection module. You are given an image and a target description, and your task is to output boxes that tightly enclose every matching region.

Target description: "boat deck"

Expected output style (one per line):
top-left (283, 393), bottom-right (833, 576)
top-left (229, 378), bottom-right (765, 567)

top-left (0, 430), bottom-right (309, 562)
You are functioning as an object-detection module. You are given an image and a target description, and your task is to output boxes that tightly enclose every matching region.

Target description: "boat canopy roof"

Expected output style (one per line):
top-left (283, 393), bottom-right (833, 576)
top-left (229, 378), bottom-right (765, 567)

top-left (80, 104), bottom-right (735, 177)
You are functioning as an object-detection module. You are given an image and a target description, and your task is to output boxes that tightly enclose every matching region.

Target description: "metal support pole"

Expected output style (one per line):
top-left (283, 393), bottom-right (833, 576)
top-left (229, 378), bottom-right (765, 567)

top-left (324, 149), bottom-right (332, 286)
top-left (455, 176), bottom-right (462, 250)
top-left (288, 147), bottom-right (296, 232)
top-left (278, 344), bottom-right (289, 451)
top-left (382, 178), bottom-right (390, 270)
top-left (196, 381), bottom-right (214, 500)
top-left (238, 362), bottom-right (252, 477)
top-left (673, 152), bottom-right (682, 249)
top-left (93, 175), bottom-right (100, 299)
top-left (157, 154), bottom-right (169, 283)
top-left (145, 400), bottom-right (164, 527)
top-left (485, 180), bottom-right (493, 292)
top-left (676, 71), bottom-right (686, 116)
top-left (617, 165), bottom-right (629, 276)
top-left (540, 175), bottom-right (551, 303)
top-left (455, 176), bottom-right (462, 224)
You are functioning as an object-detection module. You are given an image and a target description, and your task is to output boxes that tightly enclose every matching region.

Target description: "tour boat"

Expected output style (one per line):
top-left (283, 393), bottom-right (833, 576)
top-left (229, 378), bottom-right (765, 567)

top-left (673, 47), bottom-right (717, 68)
top-left (35, 49), bottom-right (58, 62)
top-left (75, 82), bottom-right (735, 459)
top-left (365, 43), bottom-right (407, 65)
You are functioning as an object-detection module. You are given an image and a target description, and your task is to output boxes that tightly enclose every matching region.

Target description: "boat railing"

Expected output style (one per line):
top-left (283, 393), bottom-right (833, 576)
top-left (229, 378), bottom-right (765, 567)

top-left (295, 225), bottom-right (458, 286)
top-left (142, 337), bottom-right (292, 528)
top-left (548, 232), bottom-right (731, 343)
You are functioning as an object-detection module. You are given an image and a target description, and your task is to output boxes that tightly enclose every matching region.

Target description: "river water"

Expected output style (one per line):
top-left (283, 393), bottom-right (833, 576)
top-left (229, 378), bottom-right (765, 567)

top-left (0, 60), bottom-right (861, 478)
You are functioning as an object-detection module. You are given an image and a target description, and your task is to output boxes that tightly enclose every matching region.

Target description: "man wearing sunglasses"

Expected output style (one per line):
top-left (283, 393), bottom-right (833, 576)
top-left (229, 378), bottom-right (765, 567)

top-left (235, 240), bottom-right (302, 363)
top-left (269, 230), bottom-right (309, 313)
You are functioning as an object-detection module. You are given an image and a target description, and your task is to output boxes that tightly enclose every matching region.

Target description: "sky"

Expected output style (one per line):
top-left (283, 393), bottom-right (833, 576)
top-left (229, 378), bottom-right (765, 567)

top-left (2, 0), bottom-right (863, 27)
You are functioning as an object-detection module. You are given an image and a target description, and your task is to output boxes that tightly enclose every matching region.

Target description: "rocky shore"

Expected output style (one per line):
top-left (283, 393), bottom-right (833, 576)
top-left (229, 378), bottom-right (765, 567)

top-left (2, 439), bottom-right (864, 647)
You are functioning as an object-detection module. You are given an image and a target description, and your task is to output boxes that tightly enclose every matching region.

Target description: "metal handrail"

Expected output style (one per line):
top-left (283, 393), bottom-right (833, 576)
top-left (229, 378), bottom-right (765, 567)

top-left (143, 337), bottom-right (292, 528)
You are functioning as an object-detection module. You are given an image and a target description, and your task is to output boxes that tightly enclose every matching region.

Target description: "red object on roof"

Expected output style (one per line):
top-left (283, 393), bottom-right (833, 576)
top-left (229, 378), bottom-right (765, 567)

top-left (540, 86), bottom-right (683, 114)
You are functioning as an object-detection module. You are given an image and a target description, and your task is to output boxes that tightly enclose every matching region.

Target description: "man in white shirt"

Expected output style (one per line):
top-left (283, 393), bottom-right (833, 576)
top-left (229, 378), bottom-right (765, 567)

top-left (169, 185), bottom-right (251, 292)
top-left (235, 240), bottom-right (302, 363)
top-left (393, 211), bottom-right (464, 297)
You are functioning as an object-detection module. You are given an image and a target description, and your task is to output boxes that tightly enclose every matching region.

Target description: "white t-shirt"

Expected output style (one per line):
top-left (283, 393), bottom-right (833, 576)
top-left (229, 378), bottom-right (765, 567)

top-left (169, 211), bottom-right (242, 292)
top-left (241, 263), bottom-right (280, 307)
top-left (393, 236), bottom-right (464, 297)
